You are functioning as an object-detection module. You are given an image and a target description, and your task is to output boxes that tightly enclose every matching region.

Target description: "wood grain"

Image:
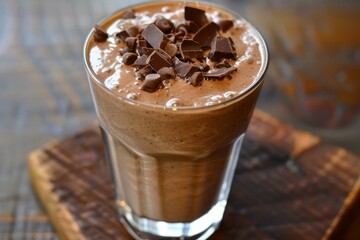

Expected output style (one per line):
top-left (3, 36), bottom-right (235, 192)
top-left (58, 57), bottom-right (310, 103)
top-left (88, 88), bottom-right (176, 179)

top-left (28, 110), bottom-right (360, 240)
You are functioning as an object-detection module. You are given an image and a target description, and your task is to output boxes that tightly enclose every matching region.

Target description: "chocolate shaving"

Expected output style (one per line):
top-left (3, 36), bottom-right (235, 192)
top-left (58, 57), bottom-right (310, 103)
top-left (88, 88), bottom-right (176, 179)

top-left (155, 18), bottom-right (174, 34)
top-left (136, 39), bottom-right (148, 55)
top-left (180, 39), bottom-right (203, 59)
top-left (136, 65), bottom-right (153, 80)
top-left (186, 21), bottom-right (200, 33)
top-left (125, 37), bottom-right (137, 50)
top-left (189, 72), bottom-right (203, 86)
top-left (142, 23), bottom-right (170, 49)
top-left (106, 5), bottom-right (241, 93)
top-left (166, 33), bottom-right (176, 43)
top-left (122, 52), bottom-right (138, 65)
top-left (146, 51), bottom-right (173, 72)
top-left (133, 55), bottom-right (147, 69)
top-left (126, 26), bottom-right (139, 37)
top-left (119, 47), bottom-right (134, 56)
top-left (219, 20), bottom-right (234, 32)
top-left (122, 10), bottom-right (136, 19)
top-left (116, 30), bottom-right (130, 42)
top-left (174, 62), bottom-right (200, 78)
top-left (184, 6), bottom-right (209, 27)
top-left (209, 36), bottom-right (236, 61)
top-left (164, 43), bottom-right (178, 57)
top-left (194, 62), bottom-right (210, 72)
top-left (193, 22), bottom-right (218, 49)
top-left (215, 59), bottom-right (231, 68)
top-left (141, 74), bottom-right (163, 92)
top-left (175, 24), bottom-right (188, 41)
top-left (158, 67), bottom-right (176, 80)
top-left (142, 47), bottom-right (156, 56)
top-left (93, 25), bottom-right (108, 42)
top-left (204, 67), bottom-right (237, 79)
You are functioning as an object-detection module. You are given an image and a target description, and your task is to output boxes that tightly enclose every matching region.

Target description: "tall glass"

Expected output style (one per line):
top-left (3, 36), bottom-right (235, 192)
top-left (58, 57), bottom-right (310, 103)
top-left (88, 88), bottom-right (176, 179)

top-left (84, 2), bottom-right (268, 239)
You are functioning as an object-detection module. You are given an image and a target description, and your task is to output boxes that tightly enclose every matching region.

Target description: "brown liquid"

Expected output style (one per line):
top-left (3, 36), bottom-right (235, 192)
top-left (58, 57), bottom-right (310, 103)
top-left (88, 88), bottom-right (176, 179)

top-left (85, 2), bottom-right (266, 222)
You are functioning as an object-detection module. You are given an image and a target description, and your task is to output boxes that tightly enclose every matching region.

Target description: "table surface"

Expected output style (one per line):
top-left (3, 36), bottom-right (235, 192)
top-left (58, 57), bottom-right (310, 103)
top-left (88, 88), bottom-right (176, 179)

top-left (1, 0), bottom-right (359, 239)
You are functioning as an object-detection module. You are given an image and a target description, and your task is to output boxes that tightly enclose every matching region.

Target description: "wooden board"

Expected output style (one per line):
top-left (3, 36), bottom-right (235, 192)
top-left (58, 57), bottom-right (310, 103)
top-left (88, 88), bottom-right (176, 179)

top-left (28, 110), bottom-right (360, 240)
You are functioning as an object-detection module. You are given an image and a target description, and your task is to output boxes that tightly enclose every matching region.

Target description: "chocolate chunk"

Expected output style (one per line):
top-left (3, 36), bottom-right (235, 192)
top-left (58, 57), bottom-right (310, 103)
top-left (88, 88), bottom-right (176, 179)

top-left (122, 10), bottom-right (136, 19)
top-left (172, 56), bottom-right (181, 65)
top-left (204, 67), bottom-right (237, 79)
top-left (158, 67), bottom-right (176, 80)
top-left (155, 18), bottom-right (174, 34)
top-left (126, 26), bottom-right (139, 37)
top-left (209, 36), bottom-right (237, 61)
top-left (189, 72), bottom-right (203, 86)
top-left (186, 21), bottom-right (200, 33)
top-left (164, 43), bottom-right (178, 57)
top-left (125, 37), bottom-right (137, 50)
top-left (122, 52), bottom-right (138, 65)
top-left (180, 39), bottom-right (203, 59)
top-left (219, 20), bottom-right (234, 32)
top-left (143, 48), bottom-right (172, 63)
top-left (143, 47), bottom-right (156, 56)
top-left (166, 33), bottom-right (176, 43)
top-left (174, 62), bottom-right (200, 78)
top-left (116, 30), bottom-right (130, 42)
top-left (193, 22), bottom-right (219, 49)
top-left (119, 47), bottom-right (134, 56)
top-left (146, 51), bottom-right (172, 72)
top-left (194, 62), bottom-right (210, 72)
top-left (136, 65), bottom-right (153, 80)
top-left (184, 6), bottom-right (208, 27)
top-left (93, 25), bottom-right (108, 42)
top-left (215, 59), bottom-right (231, 68)
top-left (137, 39), bottom-right (148, 55)
top-left (141, 74), bottom-right (162, 92)
top-left (175, 31), bottom-right (186, 41)
top-left (142, 24), bottom-right (170, 49)
top-left (175, 23), bottom-right (188, 34)
top-left (133, 54), bottom-right (147, 69)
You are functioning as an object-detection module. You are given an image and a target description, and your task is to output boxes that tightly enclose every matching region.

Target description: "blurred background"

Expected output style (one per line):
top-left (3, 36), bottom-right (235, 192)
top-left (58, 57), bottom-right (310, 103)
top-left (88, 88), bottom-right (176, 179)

top-left (0, 0), bottom-right (359, 239)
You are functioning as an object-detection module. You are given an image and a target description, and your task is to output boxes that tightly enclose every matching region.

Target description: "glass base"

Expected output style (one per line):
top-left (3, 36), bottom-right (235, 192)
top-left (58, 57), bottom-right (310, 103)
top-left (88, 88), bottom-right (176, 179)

top-left (117, 200), bottom-right (227, 240)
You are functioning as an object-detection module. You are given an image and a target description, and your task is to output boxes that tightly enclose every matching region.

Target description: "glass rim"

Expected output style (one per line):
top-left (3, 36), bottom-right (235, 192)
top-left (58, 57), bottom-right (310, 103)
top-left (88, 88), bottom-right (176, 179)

top-left (83, 0), bottom-right (269, 111)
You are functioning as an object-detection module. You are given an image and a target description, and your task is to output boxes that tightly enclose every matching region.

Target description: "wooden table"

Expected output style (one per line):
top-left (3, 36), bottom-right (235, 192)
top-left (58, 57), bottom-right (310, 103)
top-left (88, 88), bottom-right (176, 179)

top-left (1, 0), bottom-right (359, 239)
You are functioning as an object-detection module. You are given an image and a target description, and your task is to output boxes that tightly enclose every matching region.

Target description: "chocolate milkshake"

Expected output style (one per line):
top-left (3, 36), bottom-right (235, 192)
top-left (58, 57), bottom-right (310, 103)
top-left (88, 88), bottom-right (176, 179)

top-left (84, 1), bottom-right (267, 239)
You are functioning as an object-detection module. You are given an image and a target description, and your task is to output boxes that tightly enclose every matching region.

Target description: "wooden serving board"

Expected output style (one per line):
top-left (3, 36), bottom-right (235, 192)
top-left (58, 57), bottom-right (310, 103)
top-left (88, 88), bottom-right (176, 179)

top-left (28, 110), bottom-right (360, 240)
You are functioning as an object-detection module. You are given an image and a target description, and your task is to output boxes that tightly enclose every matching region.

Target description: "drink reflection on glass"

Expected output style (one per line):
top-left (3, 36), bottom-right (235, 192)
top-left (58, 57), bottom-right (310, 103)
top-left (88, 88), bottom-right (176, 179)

top-left (84, 1), bottom-right (268, 239)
